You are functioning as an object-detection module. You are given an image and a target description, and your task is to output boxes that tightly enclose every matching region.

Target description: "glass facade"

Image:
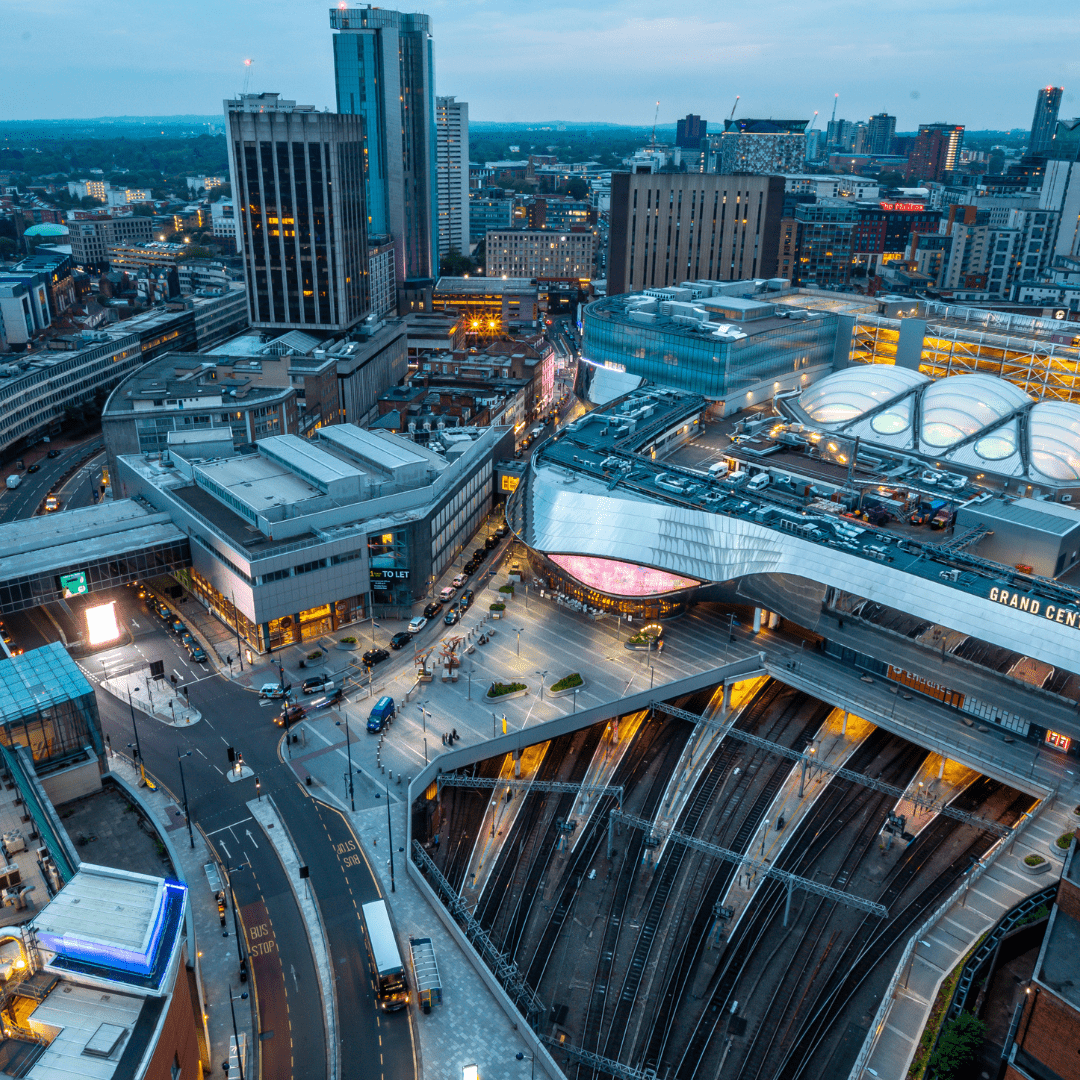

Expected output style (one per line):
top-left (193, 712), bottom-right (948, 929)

top-left (0, 537), bottom-right (191, 617)
top-left (582, 297), bottom-right (838, 400)
top-left (0, 642), bottom-right (103, 772)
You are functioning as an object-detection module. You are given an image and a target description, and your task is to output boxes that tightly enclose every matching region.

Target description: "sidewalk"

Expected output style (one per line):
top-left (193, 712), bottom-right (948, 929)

top-left (102, 669), bottom-right (201, 727)
top-left (106, 754), bottom-right (256, 1080)
top-left (283, 723), bottom-right (545, 1080)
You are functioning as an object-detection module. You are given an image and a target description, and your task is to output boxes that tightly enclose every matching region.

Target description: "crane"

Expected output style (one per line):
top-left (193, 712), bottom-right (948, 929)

top-left (728, 95), bottom-right (740, 122)
top-left (808, 110), bottom-right (820, 129)
top-left (830, 92), bottom-right (839, 125)
top-left (649, 100), bottom-right (660, 148)
top-left (242, 58), bottom-right (254, 95)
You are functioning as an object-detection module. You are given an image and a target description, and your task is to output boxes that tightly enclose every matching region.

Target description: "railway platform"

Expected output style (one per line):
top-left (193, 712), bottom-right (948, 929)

top-left (891, 752), bottom-right (980, 840)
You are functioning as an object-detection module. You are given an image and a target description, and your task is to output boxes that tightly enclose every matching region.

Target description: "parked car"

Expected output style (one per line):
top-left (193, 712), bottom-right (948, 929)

top-left (156, 604), bottom-right (171, 621)
top-left (484, 535), bottom-right (499, 550)
top-left (302, 675), bottom-right (334, 695)
top-left (367, 695), bottom-right (396, 733)
top-left (180, 632), bottom-right (195, 651)
top-left (494, 523), bottom-right (510, 538)
top-left (464, 559), bottom-right (480, 575)
top-left (423, 600), bottom-right (443, 619)
top-left (439, 586), bottom-right (456, 602)
top-left (389, 632), bottom-right (413, 650)
top-left (471, 547), bottom-right (487, 562)
top-left (452, 572), bottom-right (469, 588)
top-left (408, 616), bottom-right (428, 634)
top-left (276, 703), bottom-right (307, 727)
top-left (362, 647), bottom-right (390, 666)
top-left (460, 589), bottom-right (474, 609)
top-left (188, 644), bottom-right (208, 663)
top-left (260, 683), bottom-right (288, 699)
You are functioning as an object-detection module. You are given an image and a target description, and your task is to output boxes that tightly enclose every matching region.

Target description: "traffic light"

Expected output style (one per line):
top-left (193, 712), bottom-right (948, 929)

top-left (227, 747), bottom-right (236, 763)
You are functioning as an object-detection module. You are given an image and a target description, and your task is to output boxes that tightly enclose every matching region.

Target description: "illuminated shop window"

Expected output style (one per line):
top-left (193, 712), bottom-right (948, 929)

top-left (1045, 730), bottom-right (1071, 752)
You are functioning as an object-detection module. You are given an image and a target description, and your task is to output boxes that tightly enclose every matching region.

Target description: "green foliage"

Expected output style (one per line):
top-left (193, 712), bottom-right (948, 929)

top-left (439, 246), bottom-right (475, 276)
top-left (550, 673), bottom-right (583, 692)
top-left (498, 584), bottom-right (514, 594)
top-left (489, 602), bottom-right (506, 612)
top-left (1056, 831), bottom-right (1075, 850)
top-left (877, 170), bottom-right (906, 187)
top-left (565, 177), bottom-right (588, 199)
top-left (339, 636), bottom-right (357, 644)
top-left (927, 1013), bottom-right (985, 1080)
top-left (1024, 853), bottom-right (1046, 865)
top-left (487, 681), bottom-right (526, 697)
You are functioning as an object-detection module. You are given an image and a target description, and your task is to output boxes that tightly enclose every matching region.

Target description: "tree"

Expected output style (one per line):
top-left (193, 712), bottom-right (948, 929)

top-left (928, 1013), bottom-right (985, 1080)
top-left (439, 247), bottom-right (474, 276)
top-left (0, 237), bottom-right (15, 258)
top-left (566, 177), bottom-right (588, 200)
top-left (877, 170), bottom-right (906, 188)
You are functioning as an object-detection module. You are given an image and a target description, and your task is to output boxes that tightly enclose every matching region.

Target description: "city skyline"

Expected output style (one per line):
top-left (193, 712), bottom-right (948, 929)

top-left (4, 0), bottom-right (1079, 128)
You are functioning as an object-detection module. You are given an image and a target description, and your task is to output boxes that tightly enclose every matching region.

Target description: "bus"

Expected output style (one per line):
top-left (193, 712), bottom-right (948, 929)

top-left (361, 900), bottom-right (409, 1011)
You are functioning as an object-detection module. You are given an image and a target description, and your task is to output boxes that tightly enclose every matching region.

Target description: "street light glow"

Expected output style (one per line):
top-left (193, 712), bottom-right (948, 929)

top-left (86, 601), bottom-right (121, 645)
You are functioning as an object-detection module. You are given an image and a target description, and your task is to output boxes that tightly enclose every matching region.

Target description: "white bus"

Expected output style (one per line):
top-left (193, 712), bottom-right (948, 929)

top-left (361, 900), bottom-right (409, 1011)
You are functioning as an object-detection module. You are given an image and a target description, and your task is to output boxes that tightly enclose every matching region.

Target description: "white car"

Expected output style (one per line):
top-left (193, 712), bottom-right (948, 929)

top-left (259, 683), bottom-right (287, 699)
top-left (439, 586), bottom-right (456, 602)
top-left (452, 572), bottom-right (468, 588)
top-left (408, 616), bottom-right (428, 634)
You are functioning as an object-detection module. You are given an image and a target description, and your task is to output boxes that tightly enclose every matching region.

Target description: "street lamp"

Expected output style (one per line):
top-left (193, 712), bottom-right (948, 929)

top-left (467, 666), bottom-right (475, 700)
top-left (516, 1052), bottom-right (536, 1080)
top-left (177, 749), bottom-right (194, 849)
top-left (514, 627), bottom-right (524, 657)
top-left (535, 670), bottom-right (549, 700)
top-left (127, 688), bottom-right (146, 785)
top-left (335, 719), bottom-right (355, 811)
top-left (228, 986), bottom-right (248, 1080)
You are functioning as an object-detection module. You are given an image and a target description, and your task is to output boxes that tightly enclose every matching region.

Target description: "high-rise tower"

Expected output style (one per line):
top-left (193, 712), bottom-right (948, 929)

top-left (435, 96), bottom-right (470, 265)
top-left (866, 113), bottom-right (896, 156)
top-left (331, 6), bottom-right (438, 298)
top-left (224, 93), bottom-right (369, 332)
top-left (1030, 86), bottom-right (1064, 155)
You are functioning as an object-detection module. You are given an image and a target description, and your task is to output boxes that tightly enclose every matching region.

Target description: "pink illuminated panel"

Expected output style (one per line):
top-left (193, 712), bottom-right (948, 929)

top-left (550, 554), bottom-right (699, 597)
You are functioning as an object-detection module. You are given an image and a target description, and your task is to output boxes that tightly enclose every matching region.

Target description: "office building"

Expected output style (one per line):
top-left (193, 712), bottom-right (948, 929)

top-left (331, 6), bottom-right (438, 290)
top-left (69, 216), bottom-right (153, 269)
top-left (432, 277), bottom-right (539, 337)
top-left (676, 114), bottom-right (708, 149)
top-left (369, 238), bottom-right (397, 317)
top-left (708, 119), bottom-right (808, 175)
top-left (1030, 86), bottom-right (1064, 155)
top-left (607, 172), bottom-right (784, 295)
top-left (866, 113), bottom-right (896, 156)
top-left (470, 196), bottom-right (515, 242)
top-left (485, 228), bottom-right (597, 281)
top-left (107, 240), bottom-right (187, 274)
top-left (436, 96), bottom-right (470, 262)
top-left (905, 123), bottom-right (965, 182)
top-left (225, 93), bottom-right (369, 333)
top-left (211, 198), bottom-right (238, 248)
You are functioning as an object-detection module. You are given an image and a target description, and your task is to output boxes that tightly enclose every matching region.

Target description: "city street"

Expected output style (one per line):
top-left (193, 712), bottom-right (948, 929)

top-left (0, 433), bottom-right (104, 522)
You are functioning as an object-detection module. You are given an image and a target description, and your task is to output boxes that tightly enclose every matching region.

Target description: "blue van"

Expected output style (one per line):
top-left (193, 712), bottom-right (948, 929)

top-left (367, 696), bottom-right (396, 733)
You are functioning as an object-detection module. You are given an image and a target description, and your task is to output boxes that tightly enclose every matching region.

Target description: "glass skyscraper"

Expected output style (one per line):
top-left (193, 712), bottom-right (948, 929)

top-left (331, 6), bottom-right (438, 292)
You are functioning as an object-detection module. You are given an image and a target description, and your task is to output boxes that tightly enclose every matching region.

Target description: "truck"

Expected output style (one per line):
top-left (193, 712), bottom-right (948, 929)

top-left (5, 475), bottom-right (20, 490)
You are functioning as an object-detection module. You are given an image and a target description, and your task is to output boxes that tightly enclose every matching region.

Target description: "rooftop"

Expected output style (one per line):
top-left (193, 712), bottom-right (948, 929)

top-left (434, 277), bottom-right (537, 295)
top-left (0, 642), bottom-right (93, 722)
top-left (1036, 906), bottom-right (1080, 1012)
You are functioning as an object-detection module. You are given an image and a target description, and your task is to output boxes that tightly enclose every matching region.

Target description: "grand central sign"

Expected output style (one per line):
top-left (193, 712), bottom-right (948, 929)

top-left (988, 586), bottom-right (1080, 627)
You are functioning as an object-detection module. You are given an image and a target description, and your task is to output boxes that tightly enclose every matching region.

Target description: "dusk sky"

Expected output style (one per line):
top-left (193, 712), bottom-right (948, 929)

top-left (5, 0), bottom-right (1080, 129)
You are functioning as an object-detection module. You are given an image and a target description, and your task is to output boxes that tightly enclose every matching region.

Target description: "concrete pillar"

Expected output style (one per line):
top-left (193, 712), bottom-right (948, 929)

top-left (768, 611), bottom-right (780, 630)
top-left (841, 710), bottom-right (848, 736)
top-left (513, 749), bottom-right (522, 778)
top-left (721, 680), bottom-right (733, 718)
top-left (753, 607), bottom-right (763, 634)
top-left (798, 758), bottom-right (808, 798)
top-left (938, 756), bottom-right (945, 779)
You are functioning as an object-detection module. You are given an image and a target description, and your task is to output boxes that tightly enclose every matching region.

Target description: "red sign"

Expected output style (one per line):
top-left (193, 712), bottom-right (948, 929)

top-left (879, 202), bottom-right (926, 212)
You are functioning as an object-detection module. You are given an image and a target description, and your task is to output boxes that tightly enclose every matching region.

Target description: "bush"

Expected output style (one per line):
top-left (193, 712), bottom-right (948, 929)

top-left (488, 681), bottom-right (526, 697)
top-left (1056, 831), bottom-right (1075, 850)
top-left (307, 650), bottom-right (322, 661)
top-left (489, 602), bottom-right (506, 612)
top-left (551, 673), bottom-right (583, 692)
top-left (339, 636), bottom-right (357, 644)
top-left (627, 631), bottom-right (658, 645)
top-left (928, 1013), bottom-right (985, 1080)
top-left (1024, 854), bottom-right (1046, 866)
top-left (498, 584), bottom-right (515, 594)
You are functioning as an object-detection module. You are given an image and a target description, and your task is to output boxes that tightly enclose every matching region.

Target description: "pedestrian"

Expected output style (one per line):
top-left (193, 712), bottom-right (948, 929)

top-left (433, 833), bottom-right (440, 850)
top-left (105, 734), bottom-right (112, 758)
top-left (452, 728), bottom-right (458, 742)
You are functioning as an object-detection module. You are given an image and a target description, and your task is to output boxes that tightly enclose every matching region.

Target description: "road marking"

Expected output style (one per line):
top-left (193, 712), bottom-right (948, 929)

top-left (206, 816), bottom-right (253, 836)
top-left (219, 840), bottom-right (232, 860)
top-left (195, 747), bottom-right (207, 759)
top-left (174, 669), bottom-right (184, 681)
top-left (245, 828), bottom-right (260, 850)
top-left (213, 764), bottom-right (224, 775)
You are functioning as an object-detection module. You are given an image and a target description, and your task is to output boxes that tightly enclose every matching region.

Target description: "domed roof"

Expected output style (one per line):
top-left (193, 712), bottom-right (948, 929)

top-left (1029, 400), bottom-right (1080, 481)
top-left (798, 364), bottom-right (928, 426)
top-left (23, 223), bottom-right (69, 237)
top-left (920, 374), bottom-right (1031, 448)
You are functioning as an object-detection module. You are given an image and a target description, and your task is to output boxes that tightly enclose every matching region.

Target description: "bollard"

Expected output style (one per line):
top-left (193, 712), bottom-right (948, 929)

top-left (388, 770), bottom-right (393, 782)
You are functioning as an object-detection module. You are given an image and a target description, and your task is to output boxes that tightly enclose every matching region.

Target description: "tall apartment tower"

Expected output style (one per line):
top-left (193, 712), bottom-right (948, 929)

top-left (676, 114), bottom-right (707, 149)
top-left (435, 96), bottom-right (470, 264)
top-left (904, 123), bottom-right (965, 182)
top-left (866, 113), bottom-right (896, 155)
top-left (224, 93), bottom-right (369, 332)
top-left (331, 6), bottom-right (438, 296)
top-left (1030, 86), bottom-right (1064, 154)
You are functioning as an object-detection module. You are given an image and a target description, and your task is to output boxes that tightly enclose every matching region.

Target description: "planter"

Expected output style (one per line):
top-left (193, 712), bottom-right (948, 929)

top-left (624, 641), bottom-right (655, 651)
top-left (1022, 855), bottom-right (1052, 875)
top-left (1072, 804), bottom-right (1080, 820)
top-left (549, 676), bottom-right (587, 700)
top-left (1051, 833), bottom-right (1075, 860)
top-left (336, 640), bottom-right (358, 651)
top-left (417, 673), bottom-right (434, 684)
top-left (485, 684), bottom-right (529, 702)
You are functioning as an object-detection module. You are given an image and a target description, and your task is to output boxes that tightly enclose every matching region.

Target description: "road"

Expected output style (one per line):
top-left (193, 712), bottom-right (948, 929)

top-left (0, 434), bottom-right (104, 522)
top-left (84, 587), bottom-right (417, 1080)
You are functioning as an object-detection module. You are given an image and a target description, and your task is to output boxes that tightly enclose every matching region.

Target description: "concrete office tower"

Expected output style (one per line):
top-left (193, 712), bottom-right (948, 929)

top-left (224, 93), bottom-right (369, 332)
top-left (866, 113), bottom-right (896, 156)
top-left (331, 6), bottom-right (438, 296)
top-left (1030, 86), bottom-right (1064, 154)
top-left (607, 172), bottom-right (784, 294)
top-left (436, 96), bottom-right (470, 264)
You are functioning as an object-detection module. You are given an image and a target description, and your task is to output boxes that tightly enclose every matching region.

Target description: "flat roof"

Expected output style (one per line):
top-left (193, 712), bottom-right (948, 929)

top-left (434, 277), bottom-right (537, 295)
top-left (317, 425), bottom-right (430, 473)
top-left (1037, 907), bottom-right (1080, 1012)
top-left (194, 454), bottom-right (323, 514)
top-left (969, 497), bottom-right (1080, 537)
top-left (258, 434), bottom-right (369, 487)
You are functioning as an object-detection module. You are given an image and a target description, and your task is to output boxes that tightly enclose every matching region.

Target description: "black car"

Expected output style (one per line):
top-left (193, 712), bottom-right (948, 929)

top-left (460, 588), bottom-right (474, 609)
top-left (494, 523), bottom-right (510, 538)
top-left (444, 605), bottom-right (460, 626)
top-left (484, 535), bottom-right (498, 550)
top-left (26, 464), bottom-right (40, 474)
top-left (389, 631), bottom-right (413, 650)
top-left (362, 647), bottom-right (390, 666)
top-left (471, 547), bottom-right (487, 562)
top-left (423, 600), bottom-right (444, 619)
top-left (46, 449), bottom-right (60, 459)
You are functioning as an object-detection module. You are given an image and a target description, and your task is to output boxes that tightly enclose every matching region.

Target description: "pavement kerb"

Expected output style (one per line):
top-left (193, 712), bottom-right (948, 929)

top-left (250, 793), bottom-right (339, 1080)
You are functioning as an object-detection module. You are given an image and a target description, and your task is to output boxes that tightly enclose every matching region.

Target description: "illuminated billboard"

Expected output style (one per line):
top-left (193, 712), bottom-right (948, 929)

top-left (86, 601), bottom-right (121, 646)
top-left (549, 554), bottom-right (698, 597)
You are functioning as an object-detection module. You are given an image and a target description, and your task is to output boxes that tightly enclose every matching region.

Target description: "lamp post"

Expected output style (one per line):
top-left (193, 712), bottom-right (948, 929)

top-left (467, 666), bottom-right (475, 701)
top-left (516, 1051), bottom-right (536, 1080)
top-left (127, 689), bottom-right (146, 785)
top-left (514, 627), bottom-right (524, 657)
top-left (535, 670), bottom-right (549, 701)
top-left (335, 719), bottom-right (355, 811)
top-left (177, 748), bottom-right (194, 849)
top-left (228, 986), bottom-right (247, 1080)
